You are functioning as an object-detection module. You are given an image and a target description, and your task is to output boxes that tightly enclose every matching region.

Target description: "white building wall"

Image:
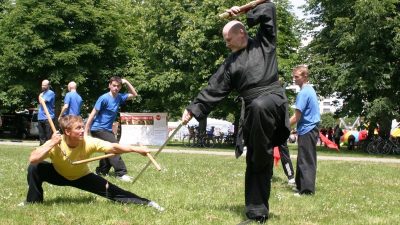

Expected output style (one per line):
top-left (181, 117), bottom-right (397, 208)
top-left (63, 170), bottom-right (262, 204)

top-left (319, 96), bottom-right (343, 114)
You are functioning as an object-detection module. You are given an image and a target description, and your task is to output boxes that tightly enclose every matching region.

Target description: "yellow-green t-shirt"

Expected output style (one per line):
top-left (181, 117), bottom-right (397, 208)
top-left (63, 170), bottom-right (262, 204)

top-left (46, 136), bottom-right (112, 180)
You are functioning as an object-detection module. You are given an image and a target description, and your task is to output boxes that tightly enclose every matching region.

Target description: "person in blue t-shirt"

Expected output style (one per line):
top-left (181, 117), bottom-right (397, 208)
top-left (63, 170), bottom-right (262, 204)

top-left (290, 65), bottom-right (320, 195)
top-left (38, 79), bottom-right (56, 145)
top-left (58, 81), bottom-right (83, 120)
top-left (84, 76), bottom-right (138, 182)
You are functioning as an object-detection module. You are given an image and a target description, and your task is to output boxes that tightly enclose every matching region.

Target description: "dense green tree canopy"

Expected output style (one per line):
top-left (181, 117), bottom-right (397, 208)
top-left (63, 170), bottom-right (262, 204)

top-left (0, 0), bottom-right (135, 114)
top-left (126, 0), bottom-right (302, 120)
top-left (304, 0), bottom-right (400, 137)
top-left (0, 0), bottom-right (302, 121)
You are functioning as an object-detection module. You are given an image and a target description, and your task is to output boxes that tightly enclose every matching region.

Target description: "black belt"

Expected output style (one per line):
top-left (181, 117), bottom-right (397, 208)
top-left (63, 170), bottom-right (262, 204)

top-left (235, 81), bottom-right (283, 158)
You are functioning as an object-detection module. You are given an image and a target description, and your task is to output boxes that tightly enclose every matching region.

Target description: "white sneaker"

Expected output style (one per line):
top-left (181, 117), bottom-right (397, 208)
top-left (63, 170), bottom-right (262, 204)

top-left (117, 175), bottom-right (133, 182)
top-left (17, 201), bottom-right (27, 207)
top-left (148, 201), bottom-right (165, 212)
top-left (288, 178), bottom-right (296, 186)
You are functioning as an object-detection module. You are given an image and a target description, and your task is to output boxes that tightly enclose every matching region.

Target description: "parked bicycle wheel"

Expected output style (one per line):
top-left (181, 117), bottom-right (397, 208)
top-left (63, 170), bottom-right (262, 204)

top-left (182, 135), bottom-right (195, 147)
top-left (393, 146), bottom-right (400, 155)
top-left (381, 141), bottom-right (393, 154)
top-left (202, 136), bottom-right (215, 148)
top-left (367, 141), bottom-right (381, 154)
top-left (377, 140), bottom-right (387, 154)
top-left (182, 136), bottom-right (189, 147)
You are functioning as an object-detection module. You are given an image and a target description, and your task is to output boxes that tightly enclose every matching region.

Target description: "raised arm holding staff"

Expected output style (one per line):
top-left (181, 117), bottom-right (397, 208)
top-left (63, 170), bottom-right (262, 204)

top-left (182, 1), bottom-right (289, 223)
top-left (84, 76), bottom-right (138, 182)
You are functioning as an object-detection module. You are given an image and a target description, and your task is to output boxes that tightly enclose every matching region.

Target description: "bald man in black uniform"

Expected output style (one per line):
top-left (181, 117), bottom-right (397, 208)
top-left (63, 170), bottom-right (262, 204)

top-left (181, 1), bottom-right (290, 223)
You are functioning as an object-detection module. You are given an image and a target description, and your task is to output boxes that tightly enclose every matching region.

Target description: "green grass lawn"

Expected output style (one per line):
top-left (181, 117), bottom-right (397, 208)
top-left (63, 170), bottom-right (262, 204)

top-left (0, 144), bottom-right (399, 225)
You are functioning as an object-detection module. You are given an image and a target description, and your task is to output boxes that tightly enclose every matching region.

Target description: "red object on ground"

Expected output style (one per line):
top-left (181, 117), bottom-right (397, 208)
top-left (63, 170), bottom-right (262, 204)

top-left (319, 132), bottom-right (339, 151)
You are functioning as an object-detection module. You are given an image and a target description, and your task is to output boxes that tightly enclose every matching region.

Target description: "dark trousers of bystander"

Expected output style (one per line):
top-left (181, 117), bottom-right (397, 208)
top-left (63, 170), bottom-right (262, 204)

top-left (38, 119), bottom-right (56, 145)
top-left (26, 161), bottom-right (149, 204)
top-left (334, 137), bottom-right (341, 150)
top-left (295, 127), bottom-right (318, 194)
top-left (91, 130), bottom-right (128, 177)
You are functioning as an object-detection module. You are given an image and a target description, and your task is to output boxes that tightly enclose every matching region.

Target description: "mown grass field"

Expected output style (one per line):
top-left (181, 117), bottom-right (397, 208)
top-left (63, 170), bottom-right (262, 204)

top-left (0, 143), bottom-right (399, 225)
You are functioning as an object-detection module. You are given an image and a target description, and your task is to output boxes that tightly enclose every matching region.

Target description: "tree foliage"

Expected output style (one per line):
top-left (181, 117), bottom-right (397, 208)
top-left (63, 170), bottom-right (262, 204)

top-left (126, 0), bottom-right (302, 120)
top-left (0, 0), bottom-right (135, 114)
top-left (0, 0), bottom-right (302, 121)
top-left (319, 113), bottom-right (337, 129)
top-left (304, 0), bottom-right (400, 137)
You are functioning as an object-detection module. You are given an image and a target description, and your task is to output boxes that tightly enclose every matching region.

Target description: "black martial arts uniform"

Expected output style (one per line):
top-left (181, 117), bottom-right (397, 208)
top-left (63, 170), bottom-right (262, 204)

top-left (186, 2), bottom-right (290, 221)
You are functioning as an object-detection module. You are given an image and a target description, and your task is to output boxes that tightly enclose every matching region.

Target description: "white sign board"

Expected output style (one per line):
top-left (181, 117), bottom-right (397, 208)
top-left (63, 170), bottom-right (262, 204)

top-left (119, 112), bottom-right (168, 146)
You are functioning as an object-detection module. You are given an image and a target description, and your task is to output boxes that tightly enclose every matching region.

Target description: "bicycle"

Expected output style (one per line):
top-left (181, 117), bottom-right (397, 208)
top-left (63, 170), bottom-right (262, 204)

top-left (182, 134), bottom-right (196, 147)
top-left (382, 137), bottom-right (400, 155)
top-left (223, 132), bottom-right (235, 146)
top-left (366, 136), bottom-right (386, 154)
top-left (201, 134), bottom-right (215, 148)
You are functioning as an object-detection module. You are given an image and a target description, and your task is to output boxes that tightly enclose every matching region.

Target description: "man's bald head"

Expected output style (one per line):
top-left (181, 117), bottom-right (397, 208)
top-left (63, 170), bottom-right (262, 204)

top-left (222, 20), bottom-right (248, 52)
top-left (68, 81), bottom-right (77, 91)
top-left (41, 79), bottom-right (50, 92)
top-left (222, 20), bottom-right (246, 36)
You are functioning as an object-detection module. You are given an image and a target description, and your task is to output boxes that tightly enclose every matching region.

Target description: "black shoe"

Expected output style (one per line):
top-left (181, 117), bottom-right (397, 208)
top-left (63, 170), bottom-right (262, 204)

top-left (237, 219), bottom-right (253, 225)
top-left (254, 215), bottom-right (268, 223)
top-left (238, 216), bottom-right (268, 225)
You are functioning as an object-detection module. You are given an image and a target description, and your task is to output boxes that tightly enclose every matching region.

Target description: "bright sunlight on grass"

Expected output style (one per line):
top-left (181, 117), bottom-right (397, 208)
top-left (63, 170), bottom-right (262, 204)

top-left (1, 144), bottom-right (399, 225)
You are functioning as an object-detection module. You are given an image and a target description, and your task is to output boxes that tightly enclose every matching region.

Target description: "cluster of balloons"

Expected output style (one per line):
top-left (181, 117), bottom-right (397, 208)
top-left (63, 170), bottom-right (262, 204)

top-left (341, 130), bottom-right (368, 145)
top-left (340, 127), bottom-right (399, 145)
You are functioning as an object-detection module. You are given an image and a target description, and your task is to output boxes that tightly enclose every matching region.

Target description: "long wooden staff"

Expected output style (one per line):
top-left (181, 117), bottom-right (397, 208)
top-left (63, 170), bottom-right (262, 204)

top-left (72, 151), bottom-right (161, 171)
top-left (219, 0), bottom-right (268, 19)
top-left (132, 123), bottom-right (183, 184)
top-left (39, 96), bottom-right (161, 171)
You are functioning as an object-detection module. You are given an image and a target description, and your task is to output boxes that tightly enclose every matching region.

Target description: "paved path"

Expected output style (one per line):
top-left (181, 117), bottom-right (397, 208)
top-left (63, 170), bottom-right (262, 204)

top-left (1, 140), bottom-right (400, 164)
top-left (160, 149), bottom-right (400, 164)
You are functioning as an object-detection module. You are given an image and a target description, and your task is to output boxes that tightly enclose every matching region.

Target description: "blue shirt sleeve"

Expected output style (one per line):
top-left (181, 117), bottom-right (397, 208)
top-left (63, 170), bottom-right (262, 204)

top-left (295, 91), bottom-right (307, 113)
top-left (120, 93), bottom-right (129, 104)
top-left (94, 95), bottom-right (106, 111)
top-left (64, 93), bottom-right (71, 105)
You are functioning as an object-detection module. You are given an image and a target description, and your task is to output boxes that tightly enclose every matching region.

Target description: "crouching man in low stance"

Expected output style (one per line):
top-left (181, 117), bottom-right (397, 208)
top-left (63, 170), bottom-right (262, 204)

top-left (19, 115), bottom-right (164, 211)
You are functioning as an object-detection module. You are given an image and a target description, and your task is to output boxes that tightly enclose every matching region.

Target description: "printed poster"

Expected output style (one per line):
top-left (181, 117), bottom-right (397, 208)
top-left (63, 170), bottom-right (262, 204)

top-left (119, 112), bottom-right (168, 146)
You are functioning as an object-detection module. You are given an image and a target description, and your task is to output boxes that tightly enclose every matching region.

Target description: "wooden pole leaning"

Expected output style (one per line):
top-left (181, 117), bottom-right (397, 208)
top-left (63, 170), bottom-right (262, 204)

top-left (72, 152), bottom-right (161, 171)
top-left (132, 123), bottom-right (183, 184)
top-left (72, 153), bottom-right (118, 165)
top-left (69, 137), bottom-right (161, 171)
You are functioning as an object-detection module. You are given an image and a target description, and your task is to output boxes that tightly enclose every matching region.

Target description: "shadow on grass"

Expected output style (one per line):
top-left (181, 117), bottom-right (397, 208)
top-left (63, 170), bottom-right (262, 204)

top-left (271, 176), bottom-right (285, 183)
top-left (43, 196), bottom-right (96, 205)
top-left (206, 201), bottom-right (281, 223)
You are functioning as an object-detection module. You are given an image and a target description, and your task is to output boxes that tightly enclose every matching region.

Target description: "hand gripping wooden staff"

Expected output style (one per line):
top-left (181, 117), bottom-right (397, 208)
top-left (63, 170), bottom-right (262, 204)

top-left (38, 96), bottom-right (161, 171)
top-left (72, 151), bottom-right (161, 171)
top-left (218, 0), bottom-right (268, 19)
top-left (132, 123), bottom-right (183, 184)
